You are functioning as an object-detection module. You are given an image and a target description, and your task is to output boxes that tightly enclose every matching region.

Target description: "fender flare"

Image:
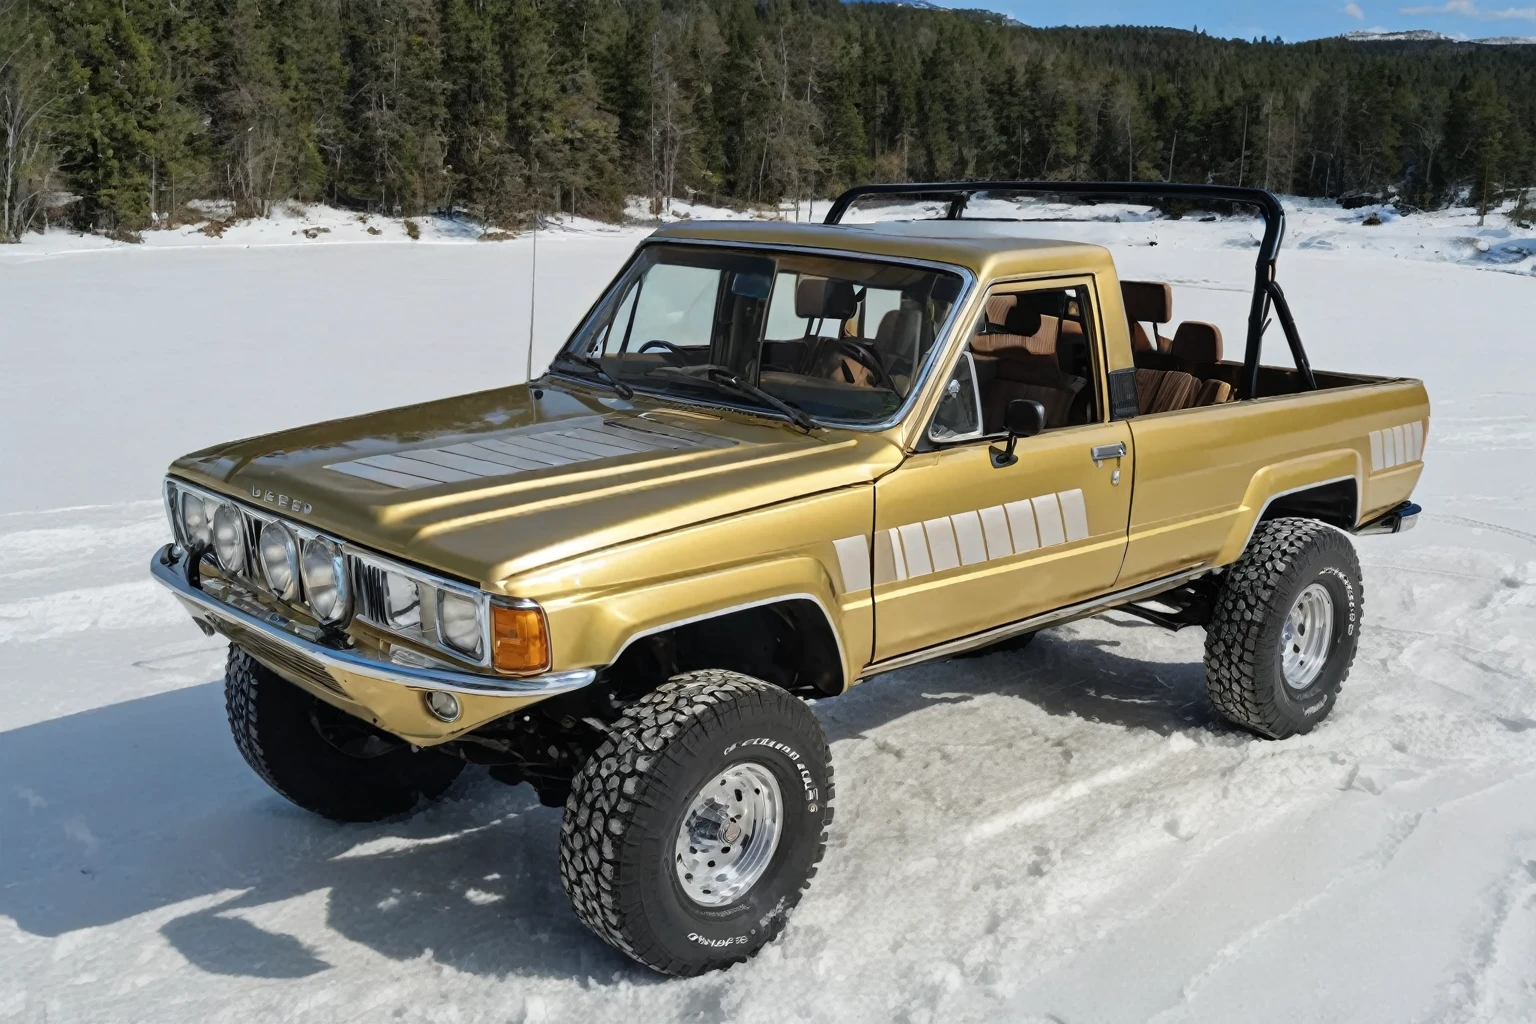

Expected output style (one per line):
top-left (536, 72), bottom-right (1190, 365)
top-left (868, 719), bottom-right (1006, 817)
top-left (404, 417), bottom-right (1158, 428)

top-left (1213, 452), bottom-right (1362, 566)
top-left (559, 556), bottom-right (856, 690)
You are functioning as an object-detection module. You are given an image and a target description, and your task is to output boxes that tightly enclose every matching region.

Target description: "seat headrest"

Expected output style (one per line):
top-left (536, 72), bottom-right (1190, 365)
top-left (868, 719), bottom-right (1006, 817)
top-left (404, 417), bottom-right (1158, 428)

top-left (1122, 280), bottom-right (1172, 324)
top-left (984, 294), bottom-right (1016, 326)
top-left (982, 294), bottom-right (1044, 339)
top-left (795, 276), bottom-right (859, 320)
top-left (875, 308), bottom-right (921, 353)
top-left (1172, 321), bottom-right (1223, 364)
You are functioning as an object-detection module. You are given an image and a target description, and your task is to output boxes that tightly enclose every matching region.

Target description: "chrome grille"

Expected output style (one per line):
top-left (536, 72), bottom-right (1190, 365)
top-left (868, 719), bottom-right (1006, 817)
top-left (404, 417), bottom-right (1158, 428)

top-left (353, 559), bottom-right (389, 623)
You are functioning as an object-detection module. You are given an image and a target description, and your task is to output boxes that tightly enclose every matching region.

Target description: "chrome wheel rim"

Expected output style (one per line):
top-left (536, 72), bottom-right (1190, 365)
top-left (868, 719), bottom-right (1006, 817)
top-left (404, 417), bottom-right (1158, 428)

top-left (674, 761), bottom-right (783, 907)
top-left (1280, 582), bottom-right (1335, 691)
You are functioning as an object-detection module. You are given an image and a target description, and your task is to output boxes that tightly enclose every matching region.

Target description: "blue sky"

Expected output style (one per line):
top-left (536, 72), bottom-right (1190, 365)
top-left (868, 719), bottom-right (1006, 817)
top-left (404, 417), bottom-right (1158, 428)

top-left (975, 0), bottom-right (1536, 41)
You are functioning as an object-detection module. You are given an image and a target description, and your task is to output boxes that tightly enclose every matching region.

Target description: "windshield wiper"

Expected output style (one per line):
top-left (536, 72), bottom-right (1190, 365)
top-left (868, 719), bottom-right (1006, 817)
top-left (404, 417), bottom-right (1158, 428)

top-left (549, 353), bottom-right (634, 398)
top-left (648, 366), bottom-right (816, 433)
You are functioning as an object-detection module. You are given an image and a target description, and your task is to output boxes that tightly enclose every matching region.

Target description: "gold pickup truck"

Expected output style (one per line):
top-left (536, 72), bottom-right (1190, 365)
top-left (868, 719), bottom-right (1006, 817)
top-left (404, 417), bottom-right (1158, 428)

top-left (151, 182), bottom-right (1427, 975)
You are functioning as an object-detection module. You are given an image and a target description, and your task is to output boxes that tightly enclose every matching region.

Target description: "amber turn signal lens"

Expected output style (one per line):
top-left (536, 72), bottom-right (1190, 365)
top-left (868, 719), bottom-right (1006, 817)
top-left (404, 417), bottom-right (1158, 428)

top-left (491, 603), bottom-right (550, 674)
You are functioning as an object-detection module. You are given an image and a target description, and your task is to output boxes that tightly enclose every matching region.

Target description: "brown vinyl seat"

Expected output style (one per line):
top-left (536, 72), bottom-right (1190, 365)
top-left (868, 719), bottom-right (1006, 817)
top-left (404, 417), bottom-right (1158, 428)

top-left (1147, 370), bottom-right (1201, 413)
top-left (973, 294), bottom-right (1083, 431)
top-left (1170, 321), bottom-right (1223, 369)
top-left (1122, 280), bottom-right (1173, 353)
top-left (1194, 378), bottom-right (1233, 406)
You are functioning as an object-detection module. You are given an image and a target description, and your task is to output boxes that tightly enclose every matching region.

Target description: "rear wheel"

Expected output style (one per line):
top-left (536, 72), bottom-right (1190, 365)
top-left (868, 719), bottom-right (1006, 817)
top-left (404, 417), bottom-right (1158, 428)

top-left (224, 645), bottom-right (464, 822)
top-left (1204, 519), bottom-right (1363, 738)
top-left (558, 670), bottom-right (834, 975)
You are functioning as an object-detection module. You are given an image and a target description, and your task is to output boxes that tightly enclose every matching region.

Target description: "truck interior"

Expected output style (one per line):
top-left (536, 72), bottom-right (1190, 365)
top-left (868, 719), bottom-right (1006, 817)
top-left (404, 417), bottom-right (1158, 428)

top-left (824, 181), bottom-right (1389, 409)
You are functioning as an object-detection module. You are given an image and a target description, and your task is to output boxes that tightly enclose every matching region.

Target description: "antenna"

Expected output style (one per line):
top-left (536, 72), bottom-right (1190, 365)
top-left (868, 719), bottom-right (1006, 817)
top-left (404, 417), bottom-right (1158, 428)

top-left (525, 184), bottom-right (539, 385)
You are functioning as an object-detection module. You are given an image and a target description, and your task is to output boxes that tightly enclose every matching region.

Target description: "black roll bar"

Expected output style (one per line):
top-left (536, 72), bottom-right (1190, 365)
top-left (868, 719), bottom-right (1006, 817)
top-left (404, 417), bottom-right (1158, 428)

top-left (823, 181), bottom-right (1318, 400)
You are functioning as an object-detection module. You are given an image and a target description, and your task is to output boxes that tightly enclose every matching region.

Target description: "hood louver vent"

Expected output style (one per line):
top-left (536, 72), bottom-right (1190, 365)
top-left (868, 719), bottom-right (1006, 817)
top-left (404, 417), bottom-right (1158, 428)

top-left (325, 418), bottom-right (733, 490)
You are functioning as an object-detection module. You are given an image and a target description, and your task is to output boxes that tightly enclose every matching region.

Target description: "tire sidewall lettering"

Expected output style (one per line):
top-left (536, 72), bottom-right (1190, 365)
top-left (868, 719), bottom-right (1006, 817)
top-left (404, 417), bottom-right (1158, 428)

top-left (1271, 538), bottom-right (1361, 723)
top-left (641, 713), bottom-right (831, 960)
top-left (724, 737), bottom-right (820, 804)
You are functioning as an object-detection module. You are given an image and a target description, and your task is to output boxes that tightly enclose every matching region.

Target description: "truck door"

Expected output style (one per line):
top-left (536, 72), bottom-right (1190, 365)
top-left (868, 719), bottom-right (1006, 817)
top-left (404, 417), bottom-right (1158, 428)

top-left (871, 279), bottom-right (1134, 662)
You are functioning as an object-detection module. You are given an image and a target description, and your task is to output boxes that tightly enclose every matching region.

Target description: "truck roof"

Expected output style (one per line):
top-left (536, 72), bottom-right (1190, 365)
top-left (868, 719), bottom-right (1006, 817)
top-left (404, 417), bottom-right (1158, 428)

top-left (650, 219), bottom-right (1115, 280)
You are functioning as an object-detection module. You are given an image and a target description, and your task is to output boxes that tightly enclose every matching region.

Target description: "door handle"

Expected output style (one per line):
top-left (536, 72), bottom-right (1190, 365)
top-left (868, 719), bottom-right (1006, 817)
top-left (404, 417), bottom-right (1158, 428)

top-left (1091, 442), bottom-right (1126, 461)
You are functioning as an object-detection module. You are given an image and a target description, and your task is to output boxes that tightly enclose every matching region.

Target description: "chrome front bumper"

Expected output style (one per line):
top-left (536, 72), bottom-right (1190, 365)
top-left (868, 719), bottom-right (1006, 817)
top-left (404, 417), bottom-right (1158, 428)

top-left (150, 544), bottom-right (595, 697)
top-left (1355, 501), bottom-right (1421, 537)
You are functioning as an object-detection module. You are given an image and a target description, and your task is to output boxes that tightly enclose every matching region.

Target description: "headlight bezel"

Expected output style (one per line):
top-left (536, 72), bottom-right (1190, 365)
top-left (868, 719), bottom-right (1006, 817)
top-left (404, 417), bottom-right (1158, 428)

top-left (164, 477), bottom-right (536, 672)
top-left (352, 549), bottom-right (494, 668)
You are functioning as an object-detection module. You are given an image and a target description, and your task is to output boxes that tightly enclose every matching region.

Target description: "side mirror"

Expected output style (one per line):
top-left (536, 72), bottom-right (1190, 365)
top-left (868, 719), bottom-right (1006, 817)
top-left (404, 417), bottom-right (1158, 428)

top-left (991, 399), bottom-right (1046, 468)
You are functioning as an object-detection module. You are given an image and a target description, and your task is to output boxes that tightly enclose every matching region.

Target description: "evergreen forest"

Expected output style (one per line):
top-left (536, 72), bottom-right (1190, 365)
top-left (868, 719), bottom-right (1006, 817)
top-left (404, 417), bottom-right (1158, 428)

top-left (2, 0), bottom-right (1533, 240)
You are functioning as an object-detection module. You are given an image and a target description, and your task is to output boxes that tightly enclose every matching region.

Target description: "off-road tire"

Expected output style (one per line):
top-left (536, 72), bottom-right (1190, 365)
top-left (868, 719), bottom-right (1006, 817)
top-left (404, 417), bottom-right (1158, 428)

top-left (1204, 518), bottom-right (1363, 739)
top-left (224, 644), bottom-right (464, 822)
top-left (559, 670), bottom-right (834, 975)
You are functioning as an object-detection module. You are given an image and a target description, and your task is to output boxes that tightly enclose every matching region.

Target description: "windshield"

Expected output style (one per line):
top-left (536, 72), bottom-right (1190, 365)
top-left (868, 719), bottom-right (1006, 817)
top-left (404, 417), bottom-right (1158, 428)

top-left (556, 243), bottom-right (966, 426)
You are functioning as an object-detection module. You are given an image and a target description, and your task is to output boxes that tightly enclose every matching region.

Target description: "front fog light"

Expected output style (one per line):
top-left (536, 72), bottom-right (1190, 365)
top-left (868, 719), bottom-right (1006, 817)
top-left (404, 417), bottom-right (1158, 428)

top-left (424, 690), bottom-right (461, 723)
top-left (437, 592), bottom-right (484, 658)
top-left (259, 521), bottom-right (300, 601)
top-left (301, 537), bottom-right (349, 623)
top-left (180, 491), bottom-right (214, 548)
top-left (212, 504), bottom-right (246, 573)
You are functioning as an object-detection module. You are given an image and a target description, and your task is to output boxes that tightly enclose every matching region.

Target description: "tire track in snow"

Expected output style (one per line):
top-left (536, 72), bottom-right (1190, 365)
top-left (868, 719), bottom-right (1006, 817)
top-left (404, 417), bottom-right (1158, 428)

top-left (964, 754), bottom-right (1173, 844)
top-left (1143, 810), bottom-right (1428, 1024)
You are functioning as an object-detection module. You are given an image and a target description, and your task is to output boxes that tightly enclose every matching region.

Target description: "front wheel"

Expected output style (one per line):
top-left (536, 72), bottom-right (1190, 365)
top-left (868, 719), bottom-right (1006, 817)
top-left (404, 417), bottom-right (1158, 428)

top-left (559, 670), bottom-right (834, 975)
top-left (1204, 518), bottom-right (1363, 739)
top-left (224, 645), bottom-right (464, 822)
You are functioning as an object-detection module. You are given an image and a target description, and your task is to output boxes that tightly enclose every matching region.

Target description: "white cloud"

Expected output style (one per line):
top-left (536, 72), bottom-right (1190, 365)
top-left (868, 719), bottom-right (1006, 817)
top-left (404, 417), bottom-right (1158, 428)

top-left (1399, 1), bottom-right (1536, 18)
top-left (1344, 2), bottom-right (1366, 18)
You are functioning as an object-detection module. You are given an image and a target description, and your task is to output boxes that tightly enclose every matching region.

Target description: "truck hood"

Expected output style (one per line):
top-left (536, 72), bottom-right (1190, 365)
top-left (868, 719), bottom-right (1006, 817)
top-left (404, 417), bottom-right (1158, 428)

top-left (171, 383), bottom-right (901, 585)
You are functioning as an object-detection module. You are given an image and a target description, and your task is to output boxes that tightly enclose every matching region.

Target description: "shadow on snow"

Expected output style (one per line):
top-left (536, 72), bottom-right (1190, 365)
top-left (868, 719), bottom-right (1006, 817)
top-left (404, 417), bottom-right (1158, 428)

top-left (0, 619), bottom-right (1221, 981)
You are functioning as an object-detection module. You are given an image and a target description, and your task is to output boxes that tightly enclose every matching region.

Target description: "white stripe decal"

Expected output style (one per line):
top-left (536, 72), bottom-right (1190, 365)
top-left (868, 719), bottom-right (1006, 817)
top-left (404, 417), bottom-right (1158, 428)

top-left (1367, 419), bottom-right (1426, 475)
top-left (1059, 489), bottom-right (1089, 542)
top-left (898, 522), bottom-right (933, 577)
top-left (951, 511), bottom-right (988, 566)
top-left (1034, 493), bottom-right (1066, 548)
top-left (889, 528), bottom-right (909, 582)
top-left (833, 536), bottom-right (871, 594)
top-left (979, 505), bottom-right (1013, 559)
top-left (924, 517), bottom-right (961, 573)
top-left (1004, 499), bottom-right (1039, 552)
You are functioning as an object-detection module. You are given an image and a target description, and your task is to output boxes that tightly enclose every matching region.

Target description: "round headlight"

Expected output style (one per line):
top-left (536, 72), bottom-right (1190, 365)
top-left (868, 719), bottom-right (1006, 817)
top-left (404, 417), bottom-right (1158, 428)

top-left (301, 537), bottom-right (349, 623)
top-left (212, 504), bottom-right (246, 573)
top-left (180, 491), bottom-right (214, 548)
top-left (437, 592), bottom-right (484, 658)
top-left (258, 521), bottom-right (300, 601)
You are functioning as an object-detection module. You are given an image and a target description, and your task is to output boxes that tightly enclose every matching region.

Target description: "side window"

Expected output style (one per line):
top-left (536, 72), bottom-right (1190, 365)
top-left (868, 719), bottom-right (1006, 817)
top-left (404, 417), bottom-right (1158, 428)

top-left (928, 351), bottom-right (984, 443)
top-left (967, 285), bottom-right (1100, 436)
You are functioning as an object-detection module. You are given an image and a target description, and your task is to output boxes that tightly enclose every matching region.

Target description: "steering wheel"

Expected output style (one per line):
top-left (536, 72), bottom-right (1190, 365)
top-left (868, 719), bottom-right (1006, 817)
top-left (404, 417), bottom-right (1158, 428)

top-left (637, 339), bottom-right (689, 366)
top-left (828, 339), bottom-right (895, 391)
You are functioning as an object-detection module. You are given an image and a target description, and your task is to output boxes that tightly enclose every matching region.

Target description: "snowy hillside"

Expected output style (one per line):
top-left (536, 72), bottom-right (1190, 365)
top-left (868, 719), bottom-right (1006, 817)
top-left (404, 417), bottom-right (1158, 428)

top-left (2, 200), bottom-right (1535, 1023)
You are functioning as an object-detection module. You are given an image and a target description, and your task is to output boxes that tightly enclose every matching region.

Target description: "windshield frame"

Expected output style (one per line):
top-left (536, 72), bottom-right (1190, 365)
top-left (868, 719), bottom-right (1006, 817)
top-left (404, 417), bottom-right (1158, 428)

top-left (547, 237), bottom-right (977, 433)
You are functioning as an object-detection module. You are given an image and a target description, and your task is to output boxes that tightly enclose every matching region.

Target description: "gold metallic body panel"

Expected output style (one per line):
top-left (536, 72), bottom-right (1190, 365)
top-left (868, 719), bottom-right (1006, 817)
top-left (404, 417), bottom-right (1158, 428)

top-left (870, 421), bottom-right (1133, 659)
top-left (1119, 377), bottom-right (1430, 584)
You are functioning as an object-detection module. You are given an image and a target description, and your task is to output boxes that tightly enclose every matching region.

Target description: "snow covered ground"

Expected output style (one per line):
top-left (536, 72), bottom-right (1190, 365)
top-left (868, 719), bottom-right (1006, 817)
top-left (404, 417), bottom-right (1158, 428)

top-left (2, 199), bottom-right (1535, 1023)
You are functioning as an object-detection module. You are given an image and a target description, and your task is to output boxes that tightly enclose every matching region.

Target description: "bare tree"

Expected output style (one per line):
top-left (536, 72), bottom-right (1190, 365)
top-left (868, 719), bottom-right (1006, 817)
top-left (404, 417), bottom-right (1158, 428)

top-left (0, 0), bottom-right (57, 242)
